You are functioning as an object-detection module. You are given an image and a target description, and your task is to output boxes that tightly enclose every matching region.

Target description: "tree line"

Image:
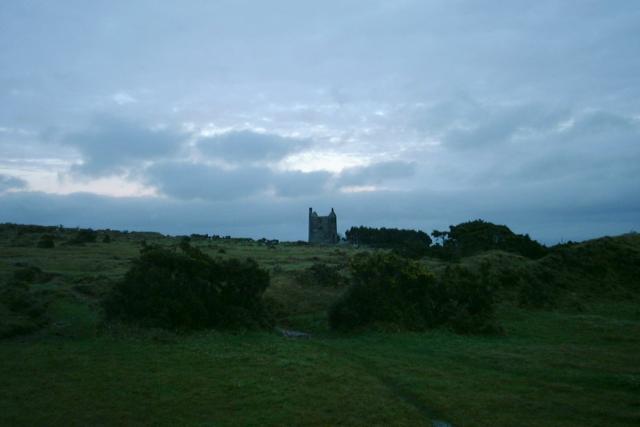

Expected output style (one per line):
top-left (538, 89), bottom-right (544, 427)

top-left (345, 219), bottom-right (547, 260)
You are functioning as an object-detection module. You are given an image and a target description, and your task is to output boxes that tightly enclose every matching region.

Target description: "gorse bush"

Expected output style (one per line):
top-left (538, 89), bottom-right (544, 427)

top-left (297, 263), bottom-right (346, 287)
top-left (68, 229), bottom-right (97, 245)
top-left (104, 243), bottom-right (272, 331)
top-left (36, 234), bottom-right (55, 248)
top-left (13, 266), bottom-right (55, 284)
top-left (328, 252), bottom-right (498, 334)
top-left (438, 264), bottom-right (498, 334)
top-left (0, 281), bottom-right (49, 338)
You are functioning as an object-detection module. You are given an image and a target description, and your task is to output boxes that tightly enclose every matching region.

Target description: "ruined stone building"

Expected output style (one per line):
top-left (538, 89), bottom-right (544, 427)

top-left (308, 207), bottom-right (338, 244)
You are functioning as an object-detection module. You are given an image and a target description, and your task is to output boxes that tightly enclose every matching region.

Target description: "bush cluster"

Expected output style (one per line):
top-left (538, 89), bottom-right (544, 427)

top-left (430, 219), bottom-right (548, 260)
top-left (345, 226), bottom-right (432, 258)
top-left (0, 283), bottom-right (49, 338)
top-left (68, 229), bottom-right (98, 245)
top-left (103, 243), bottom-right (272, 331)
top-left (328, 252), bottom-right (498, 334)
top-left (297, 263), bottom-right (346, 287)
top-left (13, 266), bottom-right (55, 284)
top-left (36, 234), bottom-right (55, 248)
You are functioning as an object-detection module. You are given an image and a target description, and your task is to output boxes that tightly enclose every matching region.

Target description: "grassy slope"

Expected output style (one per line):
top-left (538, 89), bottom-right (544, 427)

top-left (0, 229), bottom-right (639, 426)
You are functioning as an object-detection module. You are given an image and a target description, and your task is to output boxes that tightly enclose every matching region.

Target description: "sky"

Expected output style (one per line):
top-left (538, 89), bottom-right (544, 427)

top-left (1, 0), bottom-right (639, 243)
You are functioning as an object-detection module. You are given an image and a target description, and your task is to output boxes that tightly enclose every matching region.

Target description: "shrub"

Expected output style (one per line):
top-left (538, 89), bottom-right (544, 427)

top-left (103, 243), bottom-right (272, 331)
top-left (297, 263), bottom-right (345, 287)
top-left (0, 286), bottom-right (47, 318)
top-left (329, 253), bottom-right (440, 331)
top-left (517, 271), bottom-right (555, 309)
top-left (68, 228), bottom-right (97, 245)
top-left (36, 234), bottom-right (55, 248)
top-left (328, 252), bottom-right (498, 334)
top-left (438, 265), bottom-right (498, 334)
top-left (13, 266), bottom-right (55, 284)
top-left (0, 284), bottom-right (49, 338)
top-left (102, 234), bottom-right (112, 243)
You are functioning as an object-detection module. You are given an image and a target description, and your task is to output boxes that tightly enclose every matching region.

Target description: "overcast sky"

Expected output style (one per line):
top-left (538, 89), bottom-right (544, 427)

top-left (1, 1), bottom-right (639, 242)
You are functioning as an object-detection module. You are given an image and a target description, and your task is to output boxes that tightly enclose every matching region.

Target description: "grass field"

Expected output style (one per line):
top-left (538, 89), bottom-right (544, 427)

top-left (1, 228), bottom-right (639, 426)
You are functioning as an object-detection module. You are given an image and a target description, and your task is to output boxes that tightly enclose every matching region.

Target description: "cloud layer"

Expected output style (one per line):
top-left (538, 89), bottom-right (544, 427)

top-left (1, 1), bottom-right (639, 242)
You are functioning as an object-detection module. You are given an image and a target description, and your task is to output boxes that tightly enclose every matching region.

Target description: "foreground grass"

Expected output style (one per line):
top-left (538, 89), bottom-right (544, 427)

top-left (1, 303), bottom-right (638, 426)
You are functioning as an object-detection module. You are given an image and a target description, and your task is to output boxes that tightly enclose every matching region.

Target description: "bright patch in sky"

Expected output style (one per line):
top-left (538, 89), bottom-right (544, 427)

top-left (280, 151), bottom-right (370, 173)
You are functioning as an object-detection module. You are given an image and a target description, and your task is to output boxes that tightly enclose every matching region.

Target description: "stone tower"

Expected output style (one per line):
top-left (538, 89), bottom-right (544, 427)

top-left (308, 207), bottom-right (338, 244)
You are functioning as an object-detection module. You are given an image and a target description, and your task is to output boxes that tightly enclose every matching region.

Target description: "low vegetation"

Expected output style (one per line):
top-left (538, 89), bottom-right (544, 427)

top-left (345, 225), bottom-right (432, 258)
top-left (296, 262), bottom-right (347, 288)
top-left (430, 219), bottom-right (548, 260)
top-left (104, 242), bottom-right (272, 330)
top-left (329, 253), bottom-right (497, 334)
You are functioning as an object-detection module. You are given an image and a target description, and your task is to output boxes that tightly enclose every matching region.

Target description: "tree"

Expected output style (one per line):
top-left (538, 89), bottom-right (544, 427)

top-left (345, 226), bottom-right (432, 258)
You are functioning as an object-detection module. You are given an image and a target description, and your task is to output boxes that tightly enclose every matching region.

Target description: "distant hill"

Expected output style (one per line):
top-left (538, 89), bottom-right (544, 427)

top-left (441, 232), bottom-right (640, 308)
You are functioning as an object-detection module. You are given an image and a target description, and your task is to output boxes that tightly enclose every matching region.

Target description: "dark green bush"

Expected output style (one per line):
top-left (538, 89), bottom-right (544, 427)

top-left (430, 219), bottom-right (547, 260)
top-left (36, 234), bottom-right (55, 248)
top-left (13, 266), bottom-right (55, 284)
top-left (328, 252), bottom-right (498, 334)
top-left (517, 271), bottom-right (555, 309)
top-left (439, 265), bottom-right (499, 334)
top-left (0, 285), bottom-right (49, 338)
top-left (68, 228), bottom-right (97, 245)
top-left (103, 243), bottom-right (272, 331)
top-left (297, 263), bottom-right (345, 287)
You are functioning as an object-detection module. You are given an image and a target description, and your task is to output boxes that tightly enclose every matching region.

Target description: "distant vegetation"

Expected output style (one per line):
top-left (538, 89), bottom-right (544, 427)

top-left (36, 234), bottom-right (55, 248)
top-left (296, 262), bottom-right (346, 288)
top-left (67, 228), bottom-right (98, 245)
top-left (345, 219), bottom-right (548, 261)
top-left (345, 226), bottom-right (432, 258)
top-left (430, 219), bottom-right (548, 260)
top-left (1, 221), bottom-right (638, 337)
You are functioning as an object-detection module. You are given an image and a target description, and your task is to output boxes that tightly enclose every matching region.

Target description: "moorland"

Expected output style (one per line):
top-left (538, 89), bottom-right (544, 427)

top-left (0, 222), bottom-right (639, 426)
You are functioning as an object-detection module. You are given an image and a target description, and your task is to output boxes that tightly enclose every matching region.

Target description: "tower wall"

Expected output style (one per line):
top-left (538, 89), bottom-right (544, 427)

top-left (308, 207), bottom-right (338, 244)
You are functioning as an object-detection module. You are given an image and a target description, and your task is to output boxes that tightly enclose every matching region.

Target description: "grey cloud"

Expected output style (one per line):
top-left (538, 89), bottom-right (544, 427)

top-left (145, 162), bottom-right (270, 201)
top-left (338, 161), bottom-right (416, 186)
top-left (271, 170), bottom-right (331, 198)
top-left (486, 110), bottom-right (640, 185)
top-left (403, 105), bottom-right (639, 196)
top-left (198, 130), bottom-right (310, 163)
top-left (0, 174), bottom-right (27, 192)
top-left (61, 116), bottom-right (184, 177)
top-left (564, 110), bottom-right (639, 137)
top-left (441, 104), bottom-right (568, 151)
top-left (144, 161), bottom-right (331, 201)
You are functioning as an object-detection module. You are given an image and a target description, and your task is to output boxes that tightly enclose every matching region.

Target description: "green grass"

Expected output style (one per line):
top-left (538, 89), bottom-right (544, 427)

top-left (0, 227), bottom-right (639, 426)
top-left (1, 306), bottom-right (638, 426)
